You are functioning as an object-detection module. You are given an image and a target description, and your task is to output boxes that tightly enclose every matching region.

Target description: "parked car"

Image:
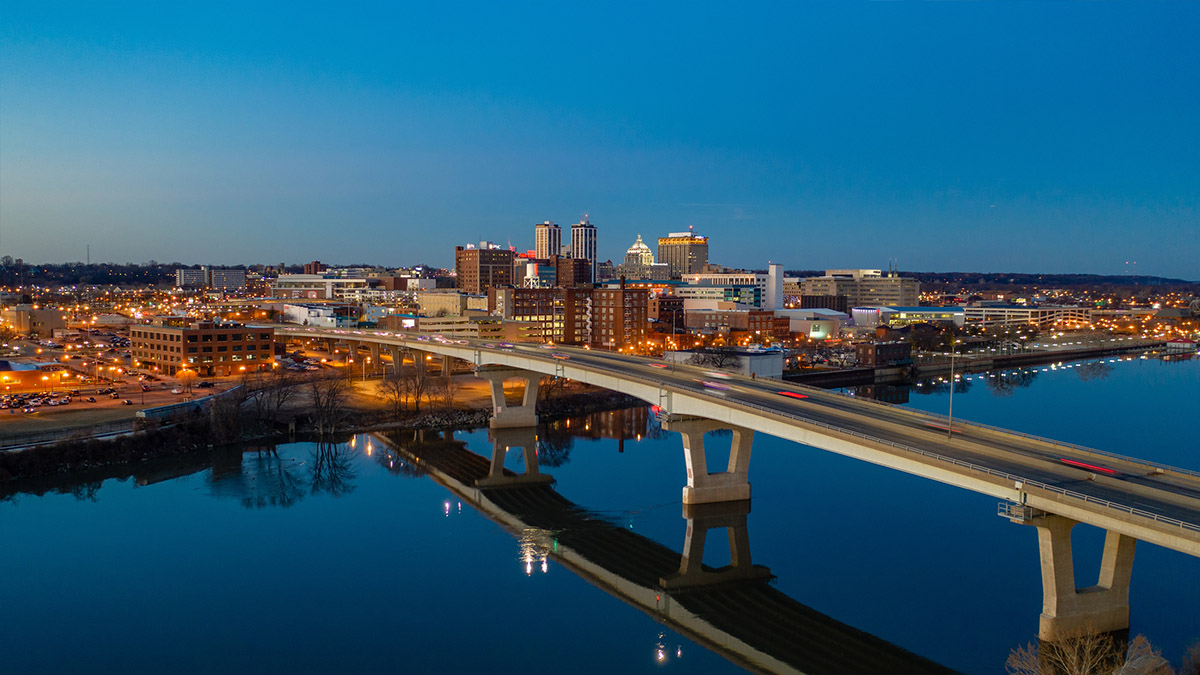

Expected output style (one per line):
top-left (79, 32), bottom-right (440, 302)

top-left (121, 399), bottom-right (133, 405)
top-left (197, 381), bottom-right (214, 388)
top-left (171, 389), bottom-right (182, 395)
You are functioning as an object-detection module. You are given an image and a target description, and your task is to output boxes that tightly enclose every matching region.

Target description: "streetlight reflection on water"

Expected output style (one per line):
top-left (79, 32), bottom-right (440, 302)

top-left (519, 529), bottom-right (553, 576)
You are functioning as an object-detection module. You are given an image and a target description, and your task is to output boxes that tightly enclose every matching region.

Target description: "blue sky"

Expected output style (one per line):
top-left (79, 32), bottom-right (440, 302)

top-left (2, 2), bottom-right (1197, 278)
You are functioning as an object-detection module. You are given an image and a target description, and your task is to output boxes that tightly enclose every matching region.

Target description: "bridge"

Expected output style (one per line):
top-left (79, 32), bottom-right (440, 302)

top-left (276, 326), bottom-right (1200, 639)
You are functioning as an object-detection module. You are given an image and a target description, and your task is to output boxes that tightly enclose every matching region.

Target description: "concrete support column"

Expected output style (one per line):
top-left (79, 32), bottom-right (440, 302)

top-left (475, 366), bottom-right (539, 428)
top-left (662, 416), bottom-right (754, 504)
top-left (475, 426), bottom-right (554, 488)
top-left (413, 350), bottom-right (426, 377)
top-left (388, 346), bottom-right (402, 374)
top-left (441, 355), bottom-right (453, 381)
top-left (660, 500), bottom-right (771, 590)
top-left (369, 342), bottom-right (381, 365)
top-left (1030, 515), bottom-right (1136, 641)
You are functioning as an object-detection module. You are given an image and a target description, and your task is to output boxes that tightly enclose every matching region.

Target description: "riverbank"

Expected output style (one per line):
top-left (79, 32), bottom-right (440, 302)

top-left (0, 385), bottom-right (644, 487)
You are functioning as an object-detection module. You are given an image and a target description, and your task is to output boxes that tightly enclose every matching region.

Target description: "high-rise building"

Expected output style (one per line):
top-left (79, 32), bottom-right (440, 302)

top-left (454, 245), bottom-right (516, 294)
top-left (303, 260), bottom-right (326, 275)
top-left (534, 221), bottom-right (561, 260)
top-left (571, 216), bottom-right (598, 283)
top-left (657, 230), bottom-right (709, 279)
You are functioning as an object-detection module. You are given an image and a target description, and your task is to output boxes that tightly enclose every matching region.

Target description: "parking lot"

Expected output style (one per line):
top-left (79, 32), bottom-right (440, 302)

top-left (1, 334), bottom-right (233, 436)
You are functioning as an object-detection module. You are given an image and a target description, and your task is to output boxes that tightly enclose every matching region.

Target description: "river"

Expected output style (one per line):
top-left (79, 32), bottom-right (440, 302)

top-left (1, 353), bottom-right (1196, 674)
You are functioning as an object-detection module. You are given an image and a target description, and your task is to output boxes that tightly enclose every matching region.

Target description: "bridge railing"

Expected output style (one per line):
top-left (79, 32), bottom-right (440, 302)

top-left (806, 378), bottom-right (1200, 480)
top-left (720, 387), bottom-right (1200, 536)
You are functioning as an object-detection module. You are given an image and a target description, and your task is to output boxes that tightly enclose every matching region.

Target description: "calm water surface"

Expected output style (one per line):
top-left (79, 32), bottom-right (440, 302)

top-left (1, 353), bottom-right (1196, 674)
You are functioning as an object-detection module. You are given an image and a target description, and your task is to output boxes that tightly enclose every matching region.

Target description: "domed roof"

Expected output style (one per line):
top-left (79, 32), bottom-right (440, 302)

top-left (625, 234), bottom-right (654, 265)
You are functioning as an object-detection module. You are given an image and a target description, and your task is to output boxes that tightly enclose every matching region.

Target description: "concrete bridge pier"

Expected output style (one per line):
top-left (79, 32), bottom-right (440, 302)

top-left (476, 366), bottom-right (539, 429)
top-left (388, 346), bottom-right (402, 374)
top-left (441, 355), bottom-right (453, 380)
top-left (368, 343), bottom-right (381, 370)
top-left (660, 500), bottom-right (772, 590)
top-left (1026, 514), bottom-right (1136, 641)
top-left (475, 425), bottom-right (553, 488)
top-left (661, 416), bottom-right (754, 504)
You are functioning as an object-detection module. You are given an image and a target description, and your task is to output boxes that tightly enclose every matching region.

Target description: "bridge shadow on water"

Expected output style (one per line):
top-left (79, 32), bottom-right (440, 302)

top-left (375, 427), bottom-right (962, 675)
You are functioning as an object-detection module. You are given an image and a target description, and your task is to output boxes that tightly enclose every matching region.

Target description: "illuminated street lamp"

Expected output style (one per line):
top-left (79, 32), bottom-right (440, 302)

top-left (946, 337), bottom-right (957, 439)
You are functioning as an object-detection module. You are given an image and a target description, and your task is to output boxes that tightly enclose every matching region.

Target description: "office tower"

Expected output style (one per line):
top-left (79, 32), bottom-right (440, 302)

top-left (534, 221), bottom-right (561, 260)
top-left (657, 229), bottom-right (709, 278)
top-left (571, 216), bottom-right (598, 283)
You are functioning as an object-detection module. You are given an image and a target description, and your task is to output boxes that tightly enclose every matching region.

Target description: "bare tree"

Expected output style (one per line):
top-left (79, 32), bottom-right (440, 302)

top-left (688, 347), bottom-right (741, 370)
top-left (249, 368), bottom-right (301, 426)
top-left (176, 369), bottom-right (198, 396)
top-left (539, 374), bottom-right (568, 401)
top-left (1077, 360), bottom-right (1114, 383)
top-left (309, 441), bottom-right (357, 497)
top-left (430, 374), bottom-right (461, 411)
top-left (1183, 640), bottom-right (1200, 675)
top-left (1006, 627), bottom-right (1148, 675)
top-left (404, 359), bottom-right (431, 413)
top-left (377, 370), bottom-right (409, 416)
top-left (310, 374), bottom-right (350, 437)
top-left (209, 385), bottom-right (252, 443)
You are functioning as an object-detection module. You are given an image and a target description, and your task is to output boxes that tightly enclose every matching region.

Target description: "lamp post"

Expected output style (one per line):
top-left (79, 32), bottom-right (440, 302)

top-left (946, 337), bottom-right (956, 439)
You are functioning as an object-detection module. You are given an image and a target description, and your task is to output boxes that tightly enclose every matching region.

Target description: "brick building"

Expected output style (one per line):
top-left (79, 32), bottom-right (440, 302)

top-left (455, 246), bottom-right (515, 294)
top-left (131, 319), bottom-right (274, 377)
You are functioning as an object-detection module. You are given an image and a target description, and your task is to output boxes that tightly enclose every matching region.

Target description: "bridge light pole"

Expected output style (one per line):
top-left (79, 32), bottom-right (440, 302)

top-left (947, 337), bottom-right (957, 438)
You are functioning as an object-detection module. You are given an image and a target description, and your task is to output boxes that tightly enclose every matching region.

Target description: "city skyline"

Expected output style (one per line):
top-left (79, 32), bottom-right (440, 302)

top-left (2, 3), bottom-right (1198, 278)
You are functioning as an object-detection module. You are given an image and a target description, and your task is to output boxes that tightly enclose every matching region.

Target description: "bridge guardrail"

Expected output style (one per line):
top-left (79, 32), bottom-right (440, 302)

top-left (280, 328), bottom-right (1200, 536)
top-left (806, 375), bottom-right (1200, 480)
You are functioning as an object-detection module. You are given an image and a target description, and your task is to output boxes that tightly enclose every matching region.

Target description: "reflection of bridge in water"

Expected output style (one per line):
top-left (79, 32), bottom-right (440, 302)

top-left (375, 428), bottom-right (961, 675)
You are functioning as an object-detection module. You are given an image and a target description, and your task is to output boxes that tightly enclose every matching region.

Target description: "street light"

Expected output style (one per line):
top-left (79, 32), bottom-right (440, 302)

top-left (946, 337), bottom-right (957, 439)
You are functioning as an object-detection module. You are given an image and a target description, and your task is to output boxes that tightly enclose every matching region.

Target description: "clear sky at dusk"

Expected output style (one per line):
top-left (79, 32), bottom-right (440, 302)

top-left (2, 2), bottom-right (1197, 278)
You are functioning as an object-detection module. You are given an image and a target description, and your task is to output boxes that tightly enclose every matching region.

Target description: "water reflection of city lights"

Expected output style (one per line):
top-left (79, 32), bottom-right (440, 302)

top-left (518, 528), bottom-right (553, 576)
top-left (653, 632), bottom-right (682, 665)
